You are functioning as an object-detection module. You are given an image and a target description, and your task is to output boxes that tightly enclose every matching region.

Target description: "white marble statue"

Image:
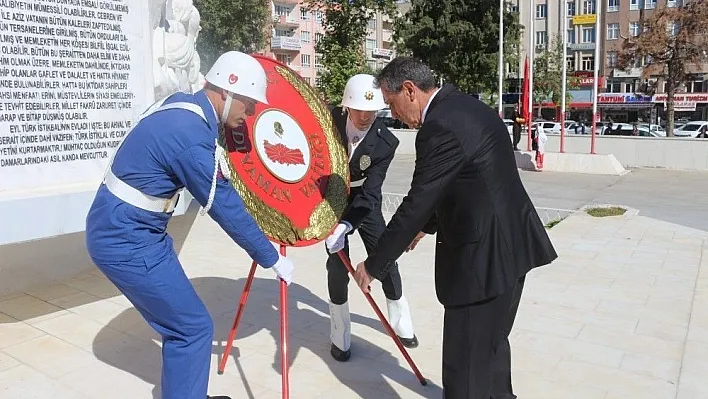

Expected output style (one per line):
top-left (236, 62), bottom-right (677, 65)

top-left (149, 0), bottom-right (206, 99)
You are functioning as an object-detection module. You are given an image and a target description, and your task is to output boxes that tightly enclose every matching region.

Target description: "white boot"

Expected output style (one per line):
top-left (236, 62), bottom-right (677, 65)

top-left (329, 301), bottom-right (351, 361)
top-left (386, 295), bottom-right (419, 348)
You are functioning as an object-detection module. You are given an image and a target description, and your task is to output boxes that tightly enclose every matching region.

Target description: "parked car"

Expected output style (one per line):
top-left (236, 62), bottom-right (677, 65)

top-left (502, 119), bottom-right (515, 134)
top-left (603, 123), bottom-right (660, 137)
top-left (376, 108), bottom-right (409, 129)
top-left (674, 121), bottom-right (708, 137)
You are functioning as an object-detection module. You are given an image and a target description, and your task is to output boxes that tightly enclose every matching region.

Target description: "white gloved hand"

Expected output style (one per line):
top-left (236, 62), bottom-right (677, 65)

top-left (325, 222), bottom-right (352, 254)
top-left (271, 253), bottom-right (294, 285)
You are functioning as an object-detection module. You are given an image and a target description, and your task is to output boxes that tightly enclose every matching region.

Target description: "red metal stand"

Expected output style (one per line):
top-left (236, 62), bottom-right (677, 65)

top-left (218, 245), bottom-right (290, 399)
top-left (336, 251), bottom-right (427, 386)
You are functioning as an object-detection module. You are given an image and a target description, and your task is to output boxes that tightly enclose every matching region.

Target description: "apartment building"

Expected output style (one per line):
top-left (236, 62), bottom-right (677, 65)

top-left (263, 0), bottom-right (409, 87)
top-left (602, 0), bottom-right (708, 123)
top-left (512, 0), bottom-right (601, 120)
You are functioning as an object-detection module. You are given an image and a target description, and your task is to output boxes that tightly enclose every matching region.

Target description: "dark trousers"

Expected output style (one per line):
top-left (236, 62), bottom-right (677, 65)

top-left (512, 125), bottom-right (521, 150)
top-left (442, 276), bottom-right (526, 399)
top-left (327, 210), bottom-right (403, 305)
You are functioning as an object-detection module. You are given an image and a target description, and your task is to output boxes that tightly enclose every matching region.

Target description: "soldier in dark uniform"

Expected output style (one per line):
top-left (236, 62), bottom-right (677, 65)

top-left (323, 74), bottom-right (419, 362)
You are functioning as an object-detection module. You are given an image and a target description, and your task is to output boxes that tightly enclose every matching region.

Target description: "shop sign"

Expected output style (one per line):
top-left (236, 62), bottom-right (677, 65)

top-left (598, 93), bottom-right (652, 104)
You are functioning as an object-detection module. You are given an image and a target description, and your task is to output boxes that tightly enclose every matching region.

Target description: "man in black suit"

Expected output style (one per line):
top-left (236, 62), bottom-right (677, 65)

top-left (353, 57), bottom-right (557, 398)
top-left (324, 74), bottom-right (419, 363)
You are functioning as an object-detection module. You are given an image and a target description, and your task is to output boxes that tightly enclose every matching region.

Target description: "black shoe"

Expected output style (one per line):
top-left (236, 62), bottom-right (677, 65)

top-left (330, 343), bottom-right (351, 362)
top-left (208, 396), bottom-right (232, 399)
top-left (398, 335), bottom-right (419, 348)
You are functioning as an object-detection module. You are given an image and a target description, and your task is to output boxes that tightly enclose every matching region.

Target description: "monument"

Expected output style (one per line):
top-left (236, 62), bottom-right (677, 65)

top-left (0, 0), bottom-right (205, 294)
top-left (0, 0), bottom-right (204, 246)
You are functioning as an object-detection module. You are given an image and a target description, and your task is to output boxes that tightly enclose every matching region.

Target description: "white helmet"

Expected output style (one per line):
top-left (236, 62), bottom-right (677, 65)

top-left (205, 51), bottom-right (269, 105)
top-left (341, 74), bottom-right (387, 111)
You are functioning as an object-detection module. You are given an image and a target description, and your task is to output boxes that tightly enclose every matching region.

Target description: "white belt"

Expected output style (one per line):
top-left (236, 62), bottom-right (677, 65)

top-left (105, 169), bottom-right (180, 213)
top-left (101, 97), bottom-right (208, 214)
top-left (351, 177), bottom-right (366, 188)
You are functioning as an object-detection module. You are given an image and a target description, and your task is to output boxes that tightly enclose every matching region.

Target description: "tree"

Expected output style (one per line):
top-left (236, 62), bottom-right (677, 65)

top-left (194, 0), bottom-right (272, 73)
top-left (394, 0), bottom-right (521, 94)
top-left (534, 33), bottom-right (580, 106)
top-left (304, 0), bottom-right (397, 104)
top-left (617, 1), bottom-right (708, 136)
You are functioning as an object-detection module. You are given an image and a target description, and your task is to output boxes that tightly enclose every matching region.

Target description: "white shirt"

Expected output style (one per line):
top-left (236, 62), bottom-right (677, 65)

top-left (421, 88), bottom-right (441, 123)
top-left (346, 116), bottom-right (370, 160)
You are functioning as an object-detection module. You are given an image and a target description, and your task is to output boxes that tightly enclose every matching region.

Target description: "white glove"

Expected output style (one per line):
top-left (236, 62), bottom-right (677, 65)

top-left (325, 222), bottom-right (352, 253)
top-left (271, 254), bottom-right (294, 285)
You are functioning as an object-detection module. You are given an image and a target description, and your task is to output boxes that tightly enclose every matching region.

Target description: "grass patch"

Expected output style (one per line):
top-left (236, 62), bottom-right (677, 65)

top-left (586, 206), bottom-right (626, 217)
top-left (545, 218), bottom-right (564, 229)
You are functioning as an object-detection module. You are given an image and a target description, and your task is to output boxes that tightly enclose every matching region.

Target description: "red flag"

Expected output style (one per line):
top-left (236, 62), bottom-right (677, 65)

top-left (520, 57), bottom-right (530, 125)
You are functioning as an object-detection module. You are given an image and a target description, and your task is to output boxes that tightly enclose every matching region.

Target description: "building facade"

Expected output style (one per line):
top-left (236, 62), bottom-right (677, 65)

top-left (601, 0), bottom-right (708, 123)
top-left (513, 0), bottom-right (708, 123)
top-left (263, 0), bottom-right (409, 87)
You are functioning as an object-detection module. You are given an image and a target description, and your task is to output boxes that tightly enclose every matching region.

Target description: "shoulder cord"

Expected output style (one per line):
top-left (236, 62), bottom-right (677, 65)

top-left (200, 138), bottom-right (232, 216)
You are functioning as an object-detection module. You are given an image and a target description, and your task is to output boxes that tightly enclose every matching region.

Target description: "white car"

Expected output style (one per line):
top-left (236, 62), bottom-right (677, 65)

top-left (674, 121), bottom-right (708, 137)
top-left (533, 121), bottom-right (562, 134)
top-left (503, 119), bottom-right (514, 134)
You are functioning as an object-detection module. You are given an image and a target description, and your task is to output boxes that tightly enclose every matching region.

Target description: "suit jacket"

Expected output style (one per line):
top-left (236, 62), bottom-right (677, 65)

top-left (331, 107), bottom-right (399, 229)
top-left (364, 85), bottom-right (557, 307)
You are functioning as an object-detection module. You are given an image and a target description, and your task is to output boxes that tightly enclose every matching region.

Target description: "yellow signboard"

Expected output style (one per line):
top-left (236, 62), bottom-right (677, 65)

top-left (573, 14), bottom-right (597, 25)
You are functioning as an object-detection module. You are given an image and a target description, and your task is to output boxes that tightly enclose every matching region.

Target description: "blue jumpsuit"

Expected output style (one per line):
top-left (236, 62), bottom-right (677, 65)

top-left (85, 90), bottom-right (278, 399)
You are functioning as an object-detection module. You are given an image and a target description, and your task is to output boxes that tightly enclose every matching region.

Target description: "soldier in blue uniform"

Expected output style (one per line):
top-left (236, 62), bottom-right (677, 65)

top-left (85, 51), bottom-right (295, 399)
top-left (324, 74), bottom-right (419, 362)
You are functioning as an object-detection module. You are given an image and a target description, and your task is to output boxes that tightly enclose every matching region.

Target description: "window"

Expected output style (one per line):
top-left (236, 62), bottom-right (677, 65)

top-left (667, 0), bottom-right (679, 7)
top-left (582, 55), bottom-right (594, 71)
top-left (301, 54), bottom-right (311, 68)
top-left (367, 60), bottom-right (377, 70)
top-left (536, 4), bottom-right (547, 18)
top-left (668, 22), bottom-right (679, 37)
top-left (607, 51), bottom-right (618, 67)
top-left (536, 31), bottom-right (547, 47)
top-left (688, 81), bottom-right (705, 93)
top-left (567, 55), bottom-right (575, 71)
top-left (304, 77), bottom-right (312, 85)
top-left (300, 8), bottom-right (309, 20)
top-left (301, 31), bottom-right (310, 43)
top-left (630, 0), bottom-right (639, 10)
top-left (582, 27), bottom-right (595, 43)
top-left (315, 32), bottom-right (323, 44)
top-left (567, 1), bottom-right (576, 16)
top-left (625, 81), bottom-right (636, 93)
top-left (645, 55), bottom-right (653, 64)
top-left (583, 0), bottom-right (595, 14)
top-left (630, 22), bottom-right (640, 36)
top-left (606, 80), bottom-right (621, 93)
top-left (567, 29), bottom-right (576, 44)
top-left (366, 39), bottom-right (376, 50)
top-left (315, 11), bottom-right (323, 23)
top-left (645, 0), bottom-right (656, 9)
top-left (275, 5), bottom-right (290, 17)
top-left (607, 23), bottom-right (619, 40)
top-left (367, 18), bottom-right (377, 30)
top-left (276, 54), bottom-right (292, 65)
top-left (275, 29), bottom-right (290, 37)
top-left (510, 5), bottom-right (519, 12)
top-left (315, 55), bottom-right (323, 69)
top-left (608, 0), bottom-right (619, 12)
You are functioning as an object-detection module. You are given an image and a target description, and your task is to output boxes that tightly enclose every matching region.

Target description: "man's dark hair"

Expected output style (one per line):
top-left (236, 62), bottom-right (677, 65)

top-left (374, 57), bottom-right (437, 93)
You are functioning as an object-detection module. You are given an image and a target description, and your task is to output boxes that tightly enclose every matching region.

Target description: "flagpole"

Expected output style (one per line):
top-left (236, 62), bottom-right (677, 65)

top-left (527, 3), bottom-right (535, 151)
top-left (560, 4), bottom-right (568, 153)
top-left (590, 6), bottom-right (600, 154)
top-left (498, 0), bottom-right (504, 118)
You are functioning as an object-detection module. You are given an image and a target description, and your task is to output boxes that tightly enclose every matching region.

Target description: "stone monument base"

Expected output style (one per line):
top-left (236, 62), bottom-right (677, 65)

top-left (514, 151), bottom-right (628, 175)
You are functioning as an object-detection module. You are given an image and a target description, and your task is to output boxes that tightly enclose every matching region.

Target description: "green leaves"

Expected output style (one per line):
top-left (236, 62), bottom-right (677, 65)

top-left (534, 33), bottom-right (579, 105)
top-left (305, 0), bottom-right (397, 104)
top-left (194, 0), bottom-right (271, 73)
top-left (395, 0), bottom-right (521, 94)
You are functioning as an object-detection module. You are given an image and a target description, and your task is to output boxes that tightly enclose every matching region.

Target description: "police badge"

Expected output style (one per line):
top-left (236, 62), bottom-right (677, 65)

top-left (360, 154), bottom-right (371, 170)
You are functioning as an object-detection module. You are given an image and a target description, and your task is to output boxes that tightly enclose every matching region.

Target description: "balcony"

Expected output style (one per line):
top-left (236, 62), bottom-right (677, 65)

top-left (612, 67), bottom-right (642, 78)
top-left (271, 36), bottom-right (302, 52)
top-left (372, 47), bottom-right (394, 61)
top-left (273, 15), bottom-right (299, 29)
top-left (382, 29), bottom-right (394, 44)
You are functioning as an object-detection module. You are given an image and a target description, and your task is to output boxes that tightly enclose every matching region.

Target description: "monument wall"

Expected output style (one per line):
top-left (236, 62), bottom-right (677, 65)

top-left (0, 0), bottom-right (204, 293)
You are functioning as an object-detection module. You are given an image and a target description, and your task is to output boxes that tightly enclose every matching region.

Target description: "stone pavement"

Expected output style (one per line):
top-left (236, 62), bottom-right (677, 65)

top-left (1, 202), bottom-right (707, 398)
